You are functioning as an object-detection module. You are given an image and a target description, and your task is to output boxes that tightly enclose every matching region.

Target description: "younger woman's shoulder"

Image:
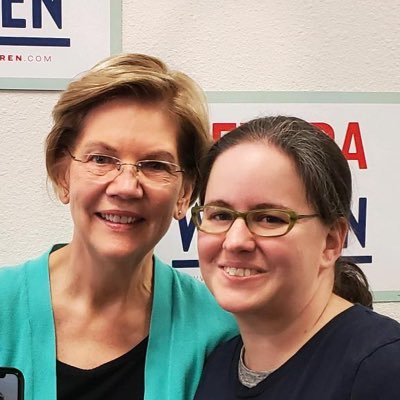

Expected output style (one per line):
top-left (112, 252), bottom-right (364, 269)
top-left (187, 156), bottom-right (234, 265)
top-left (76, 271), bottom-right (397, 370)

top-left (350, 304), bottom-right (400, 333)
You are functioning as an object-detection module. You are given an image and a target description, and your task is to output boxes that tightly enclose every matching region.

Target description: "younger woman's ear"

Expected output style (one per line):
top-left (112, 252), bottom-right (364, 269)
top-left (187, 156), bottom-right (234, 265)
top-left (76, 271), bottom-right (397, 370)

top-left (322, 217), bottom-right (348, 268)
top-left (174, 179), bottom-right (193, 220)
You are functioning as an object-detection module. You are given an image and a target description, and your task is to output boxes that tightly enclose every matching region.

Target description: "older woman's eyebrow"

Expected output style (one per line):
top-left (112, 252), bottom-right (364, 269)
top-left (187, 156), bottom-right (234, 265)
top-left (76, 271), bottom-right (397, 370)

top-left (79, 141), bottom-right (117, 154)
top-left (77, 143), bottom-right (177, 162)
top-left (141, 151), bottom-right (177, 162)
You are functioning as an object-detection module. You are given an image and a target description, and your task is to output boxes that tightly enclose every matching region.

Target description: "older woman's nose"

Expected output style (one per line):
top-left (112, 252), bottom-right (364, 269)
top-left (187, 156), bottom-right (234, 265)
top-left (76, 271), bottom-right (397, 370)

top-left (105, 166), bottom-right (144, 199)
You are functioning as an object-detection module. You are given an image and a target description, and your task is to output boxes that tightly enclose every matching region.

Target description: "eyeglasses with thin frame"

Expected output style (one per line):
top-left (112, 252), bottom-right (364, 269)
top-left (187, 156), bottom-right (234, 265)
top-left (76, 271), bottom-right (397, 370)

top-left (191, 205), bottom-right (319, 237)
top-left (66, 149), bottom-right (184, 185)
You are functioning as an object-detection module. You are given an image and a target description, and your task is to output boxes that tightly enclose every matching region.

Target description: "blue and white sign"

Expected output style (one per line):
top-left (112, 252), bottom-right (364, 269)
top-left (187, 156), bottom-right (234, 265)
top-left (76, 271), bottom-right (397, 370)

top-left (0, 0), bottom-right (121, 90)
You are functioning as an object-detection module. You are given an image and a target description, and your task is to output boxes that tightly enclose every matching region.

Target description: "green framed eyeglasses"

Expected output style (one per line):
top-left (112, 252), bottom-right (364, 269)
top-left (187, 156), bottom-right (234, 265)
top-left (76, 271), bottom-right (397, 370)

top-left (191, 205), bottom-right (319, 237)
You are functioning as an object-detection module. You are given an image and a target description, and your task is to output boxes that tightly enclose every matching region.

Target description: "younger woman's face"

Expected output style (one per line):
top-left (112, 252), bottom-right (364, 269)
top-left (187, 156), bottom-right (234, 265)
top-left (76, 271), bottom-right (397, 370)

top-left (198, 141), bottom-right (341, 318)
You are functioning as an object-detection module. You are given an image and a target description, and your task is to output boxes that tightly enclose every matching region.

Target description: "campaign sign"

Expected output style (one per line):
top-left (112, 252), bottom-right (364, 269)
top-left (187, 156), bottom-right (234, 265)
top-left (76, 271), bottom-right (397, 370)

top-left (0, 0), bottom-right (121, 89)
top-left (155, 92), bottom-right (400, 302)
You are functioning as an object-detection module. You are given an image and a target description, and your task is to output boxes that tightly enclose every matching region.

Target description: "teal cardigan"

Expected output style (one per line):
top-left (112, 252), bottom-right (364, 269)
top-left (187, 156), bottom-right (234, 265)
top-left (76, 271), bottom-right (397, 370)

top-left (0, 246), bottom-right (237, 399)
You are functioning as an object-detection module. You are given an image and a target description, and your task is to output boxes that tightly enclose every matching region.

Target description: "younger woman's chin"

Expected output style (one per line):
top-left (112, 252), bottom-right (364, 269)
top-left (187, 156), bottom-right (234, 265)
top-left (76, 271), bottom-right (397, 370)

top-left (212, 294), bottom-right (259, 316)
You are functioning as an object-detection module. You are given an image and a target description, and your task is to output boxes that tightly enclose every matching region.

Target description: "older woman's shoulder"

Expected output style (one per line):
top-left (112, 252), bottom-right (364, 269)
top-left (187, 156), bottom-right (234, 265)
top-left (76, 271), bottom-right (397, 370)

top-left (1, 248), bottom-right (51, 270)
top-left (154, 256), bottom-right (212, 295)
top-left (154, 256), bottom-right (237, 324)
top-left (0, 247), bottom-right (53, 294)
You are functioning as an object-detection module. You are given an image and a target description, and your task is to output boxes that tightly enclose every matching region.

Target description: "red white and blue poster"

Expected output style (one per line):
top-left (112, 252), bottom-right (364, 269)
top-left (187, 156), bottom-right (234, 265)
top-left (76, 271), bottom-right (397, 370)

top-left (156, 92), bottom-right (400, 302)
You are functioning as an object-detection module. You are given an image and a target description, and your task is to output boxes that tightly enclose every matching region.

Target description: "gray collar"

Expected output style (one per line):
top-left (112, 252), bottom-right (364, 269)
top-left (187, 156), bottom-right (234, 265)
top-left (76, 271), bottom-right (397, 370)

top-left (238, 345), bottom-right (273, 388)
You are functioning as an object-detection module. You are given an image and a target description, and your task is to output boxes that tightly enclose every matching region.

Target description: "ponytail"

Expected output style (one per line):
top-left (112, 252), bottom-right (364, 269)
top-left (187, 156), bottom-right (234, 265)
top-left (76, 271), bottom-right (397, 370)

top-left (333, 259), bottom-right (373, 309)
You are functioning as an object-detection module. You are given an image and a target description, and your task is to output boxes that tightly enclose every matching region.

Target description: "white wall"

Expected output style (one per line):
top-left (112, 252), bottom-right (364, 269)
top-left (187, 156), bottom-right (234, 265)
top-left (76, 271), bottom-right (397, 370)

top-left (1, 0), bottom-right (399, 319)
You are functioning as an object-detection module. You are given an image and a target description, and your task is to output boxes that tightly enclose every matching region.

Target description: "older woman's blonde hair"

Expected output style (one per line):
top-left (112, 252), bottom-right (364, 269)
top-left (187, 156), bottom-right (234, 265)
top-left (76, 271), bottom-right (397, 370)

top-left (46, 53), bottom-right (211, 204)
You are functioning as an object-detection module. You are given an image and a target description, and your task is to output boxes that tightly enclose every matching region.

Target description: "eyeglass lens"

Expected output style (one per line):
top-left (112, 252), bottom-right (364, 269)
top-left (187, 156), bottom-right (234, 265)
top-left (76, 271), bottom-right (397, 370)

top-left (76, 154), bottom-right (181, 185)
top-left (196, 206), bottom-right (292, 237)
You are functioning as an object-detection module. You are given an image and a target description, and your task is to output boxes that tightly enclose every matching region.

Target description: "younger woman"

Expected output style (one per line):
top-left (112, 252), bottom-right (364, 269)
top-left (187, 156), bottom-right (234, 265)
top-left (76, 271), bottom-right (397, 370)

top-left (193, 116), bottom-right (400, 399)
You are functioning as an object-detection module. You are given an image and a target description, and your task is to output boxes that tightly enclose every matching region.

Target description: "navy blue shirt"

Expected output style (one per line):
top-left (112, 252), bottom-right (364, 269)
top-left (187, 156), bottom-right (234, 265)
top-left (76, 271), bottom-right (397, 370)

top-left (195, 305), bottom-right (400, 399)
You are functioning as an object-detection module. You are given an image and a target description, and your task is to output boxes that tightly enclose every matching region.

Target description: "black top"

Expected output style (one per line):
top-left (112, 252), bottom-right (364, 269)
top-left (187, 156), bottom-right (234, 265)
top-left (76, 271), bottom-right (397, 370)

top-left (57, 337), bottom-right (148, 400)
top-left (195, 305), bottom-right (400, 399)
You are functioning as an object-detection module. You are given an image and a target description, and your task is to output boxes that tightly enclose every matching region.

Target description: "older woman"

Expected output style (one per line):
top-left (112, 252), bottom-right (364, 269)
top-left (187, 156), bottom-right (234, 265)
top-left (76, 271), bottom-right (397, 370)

top-left (193, 116), bottom-right (400, 399)
top-left (0, 54), bottom-right (237, 400)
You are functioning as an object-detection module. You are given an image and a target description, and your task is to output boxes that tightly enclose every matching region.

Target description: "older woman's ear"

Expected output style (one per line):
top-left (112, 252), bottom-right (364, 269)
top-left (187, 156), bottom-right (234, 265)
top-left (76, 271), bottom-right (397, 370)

top-left (58, 185), bottom-right (70, 204)
top-left (174, 180), bottom-right (193, 220)
top-left (54, 156), bottom-right (71, 204)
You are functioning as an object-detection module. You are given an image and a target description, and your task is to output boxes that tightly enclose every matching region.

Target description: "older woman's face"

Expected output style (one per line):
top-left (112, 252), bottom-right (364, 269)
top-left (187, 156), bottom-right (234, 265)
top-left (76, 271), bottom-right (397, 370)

top-left (198, 142), bottom-right (340, 318)
top-left (60, 98), bottom-right (190, 262)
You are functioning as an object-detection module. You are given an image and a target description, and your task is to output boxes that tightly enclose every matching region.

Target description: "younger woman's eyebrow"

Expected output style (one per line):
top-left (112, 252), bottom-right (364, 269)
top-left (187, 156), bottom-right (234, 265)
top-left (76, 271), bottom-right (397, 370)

top-left (204, 200), bottom-right (232, 208)
top-left (204, 200), bottom-right (289, 210)
top-left (252, 202), bottom-right (289, 210)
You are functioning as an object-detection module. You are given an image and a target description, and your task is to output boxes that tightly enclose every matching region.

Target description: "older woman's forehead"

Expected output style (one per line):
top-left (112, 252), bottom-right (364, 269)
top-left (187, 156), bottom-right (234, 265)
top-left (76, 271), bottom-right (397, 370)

top-left (72, 98), bottom-right (180, 156)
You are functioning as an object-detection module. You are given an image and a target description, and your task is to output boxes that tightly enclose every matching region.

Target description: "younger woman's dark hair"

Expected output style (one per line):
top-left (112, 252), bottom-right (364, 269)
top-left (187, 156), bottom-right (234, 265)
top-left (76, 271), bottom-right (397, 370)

top-left (198, 115), bottom-right (373, 308)
top-left (334, 260), bottom-right (373, 308)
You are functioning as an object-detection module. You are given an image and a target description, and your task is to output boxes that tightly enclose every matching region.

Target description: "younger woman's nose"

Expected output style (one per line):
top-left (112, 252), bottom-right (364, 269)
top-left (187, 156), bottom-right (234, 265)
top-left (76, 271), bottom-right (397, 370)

top-left (222, 218), bottom-right (256, 253)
